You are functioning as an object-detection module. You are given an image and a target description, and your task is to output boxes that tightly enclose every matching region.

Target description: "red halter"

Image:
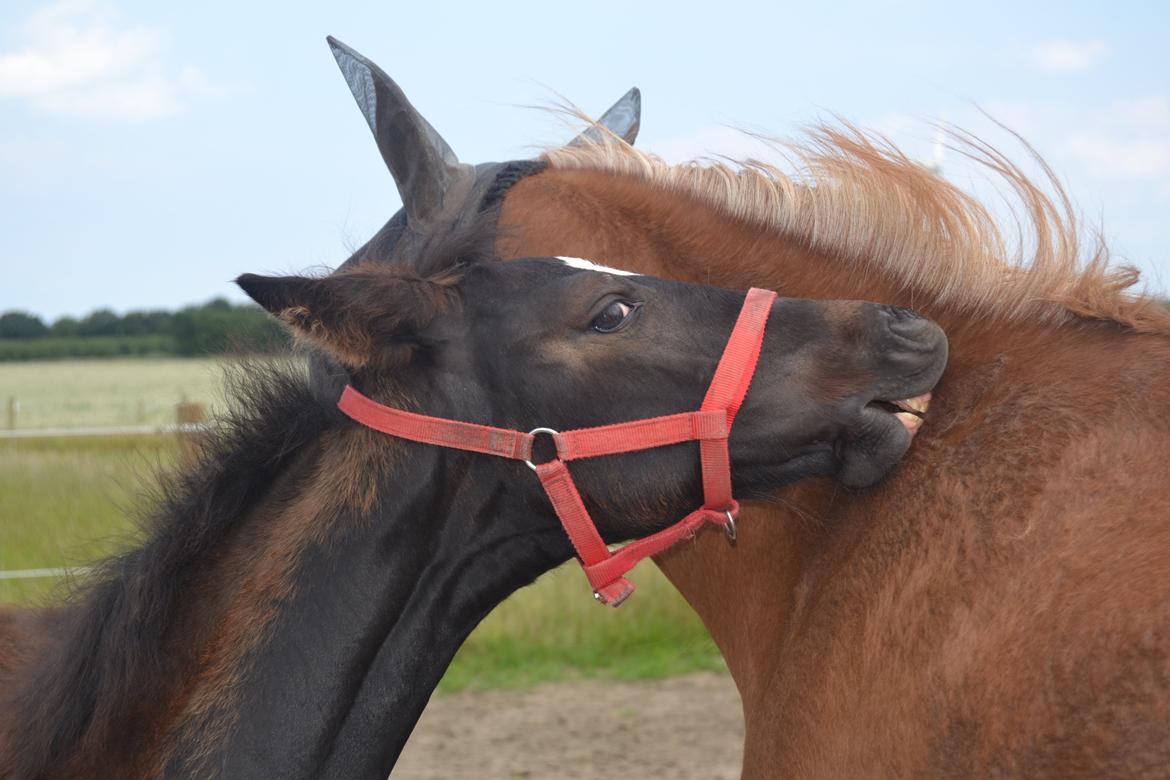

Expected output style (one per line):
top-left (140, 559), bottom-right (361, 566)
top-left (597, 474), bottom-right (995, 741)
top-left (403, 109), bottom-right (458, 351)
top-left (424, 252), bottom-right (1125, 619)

top-left (337, 287), bottom-right (777, 606)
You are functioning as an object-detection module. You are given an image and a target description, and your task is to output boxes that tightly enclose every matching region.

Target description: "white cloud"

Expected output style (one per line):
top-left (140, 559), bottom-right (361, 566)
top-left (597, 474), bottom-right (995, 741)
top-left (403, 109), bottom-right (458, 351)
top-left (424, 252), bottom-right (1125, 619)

top-left (1064, 132), bottom-right (1170, 182)
top-left (1008, 93), bottom-right (1170, 182)
top-left (0, 0), bottom-right (162, 96)
top-left (35, 75), bottom-right (182, 120)
top-left (0, 0), bottom-right (220, 120)
top-left (1030, 40), bottom-right (1107, 72)
top-left (1110, 95), bottom-right (1170, 129)
top-left (858, 100), bottom-right (1170, 193)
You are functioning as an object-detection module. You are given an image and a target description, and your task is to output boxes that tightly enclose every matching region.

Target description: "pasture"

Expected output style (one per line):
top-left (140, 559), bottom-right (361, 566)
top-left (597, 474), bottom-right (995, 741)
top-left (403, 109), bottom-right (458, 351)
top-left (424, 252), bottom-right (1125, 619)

top-left (0, 358), bottom-right (227, 429)
top-left (0, 358), bottom-right (723, 693)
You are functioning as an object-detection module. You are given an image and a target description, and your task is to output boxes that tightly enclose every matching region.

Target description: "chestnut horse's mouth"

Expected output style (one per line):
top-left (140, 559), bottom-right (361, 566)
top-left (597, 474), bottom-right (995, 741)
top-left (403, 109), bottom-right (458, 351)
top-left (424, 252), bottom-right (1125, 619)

top-left (867, 392), bottom-right (932, 435)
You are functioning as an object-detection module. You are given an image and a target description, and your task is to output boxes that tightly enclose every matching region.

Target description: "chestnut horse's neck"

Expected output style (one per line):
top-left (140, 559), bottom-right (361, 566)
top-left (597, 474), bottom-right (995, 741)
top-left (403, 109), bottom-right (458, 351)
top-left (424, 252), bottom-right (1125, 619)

top-left (0, 371), bottom-right (567, 779)
top-left (495, 166), bottom-right (909, 684)
top-left (497, 166), bottom-right (1170, 732)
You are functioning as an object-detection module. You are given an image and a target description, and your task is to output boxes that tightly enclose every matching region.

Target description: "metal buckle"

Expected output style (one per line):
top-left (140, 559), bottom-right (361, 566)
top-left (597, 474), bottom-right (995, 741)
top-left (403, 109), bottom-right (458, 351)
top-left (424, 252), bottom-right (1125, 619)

top-left (723, 510), bottom-right (737, 542)
top-left (524, 427), bottom-right (560, 471)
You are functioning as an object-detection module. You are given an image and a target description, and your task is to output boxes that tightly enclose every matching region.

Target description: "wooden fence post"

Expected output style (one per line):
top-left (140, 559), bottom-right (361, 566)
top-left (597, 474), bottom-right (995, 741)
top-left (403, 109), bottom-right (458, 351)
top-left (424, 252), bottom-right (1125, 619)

top-left (6, 397), bottom-right (16, 430)
top-left (175, 401), bottom-right (207, 466)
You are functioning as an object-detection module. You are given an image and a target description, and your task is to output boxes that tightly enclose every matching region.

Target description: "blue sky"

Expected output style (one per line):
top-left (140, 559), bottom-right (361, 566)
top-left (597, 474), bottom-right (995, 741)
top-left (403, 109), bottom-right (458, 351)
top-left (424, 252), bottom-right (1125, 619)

top-left (2, 0), bottom-right (1167, 320)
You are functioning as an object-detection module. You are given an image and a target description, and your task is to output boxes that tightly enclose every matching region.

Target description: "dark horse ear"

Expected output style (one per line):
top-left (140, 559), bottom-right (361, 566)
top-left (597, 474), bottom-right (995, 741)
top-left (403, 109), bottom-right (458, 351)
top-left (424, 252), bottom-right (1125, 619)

top-left (236, 269), bottom-right (457, 368)
top-left (326, 36), bottom-right (475, 226)
top-left (569, 87), bottom-right (641, 147)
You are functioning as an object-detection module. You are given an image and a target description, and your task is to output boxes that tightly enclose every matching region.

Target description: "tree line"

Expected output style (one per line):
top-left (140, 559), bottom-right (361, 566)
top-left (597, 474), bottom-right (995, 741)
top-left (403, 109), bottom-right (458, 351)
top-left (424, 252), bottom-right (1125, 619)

top-left (0, 299), bottom-right (289, 361)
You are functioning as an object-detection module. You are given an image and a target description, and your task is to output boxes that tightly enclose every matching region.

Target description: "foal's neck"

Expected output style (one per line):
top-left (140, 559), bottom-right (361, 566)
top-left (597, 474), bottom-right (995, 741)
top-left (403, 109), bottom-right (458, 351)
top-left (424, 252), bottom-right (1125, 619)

top-left (1, 385), bottom-right (568, 779)
top-left (193, 439), bottom-right (568, 779)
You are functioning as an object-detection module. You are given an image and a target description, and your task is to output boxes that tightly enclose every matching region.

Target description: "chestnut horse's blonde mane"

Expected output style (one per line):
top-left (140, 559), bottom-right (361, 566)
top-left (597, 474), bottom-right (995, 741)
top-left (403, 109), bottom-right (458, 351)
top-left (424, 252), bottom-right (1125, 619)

top-left (544, 123), bottom-right (1170, 334)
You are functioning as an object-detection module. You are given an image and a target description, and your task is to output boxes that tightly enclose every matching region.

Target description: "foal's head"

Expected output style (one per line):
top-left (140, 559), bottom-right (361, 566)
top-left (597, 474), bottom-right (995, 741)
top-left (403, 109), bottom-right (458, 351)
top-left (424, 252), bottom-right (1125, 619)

top-left (239, 252), bottom-right (947, 542)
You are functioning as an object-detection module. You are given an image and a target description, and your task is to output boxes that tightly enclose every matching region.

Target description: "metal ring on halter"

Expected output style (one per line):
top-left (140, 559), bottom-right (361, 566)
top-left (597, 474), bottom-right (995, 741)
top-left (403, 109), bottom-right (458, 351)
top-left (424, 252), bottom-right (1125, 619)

top-left (724, 510), bottom-right (737, 542)
top-left (524, 428), bottom-right (561, 471)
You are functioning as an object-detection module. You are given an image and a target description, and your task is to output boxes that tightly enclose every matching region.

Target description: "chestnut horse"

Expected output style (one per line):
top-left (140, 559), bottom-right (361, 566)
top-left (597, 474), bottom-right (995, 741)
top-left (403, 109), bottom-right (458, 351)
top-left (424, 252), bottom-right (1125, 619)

top-left (0, 211), bottom-right (946, 773)
top-left (514, 140), bottom-right (1170, 777)
top-left (320, 39), bottom-right (1170, 777)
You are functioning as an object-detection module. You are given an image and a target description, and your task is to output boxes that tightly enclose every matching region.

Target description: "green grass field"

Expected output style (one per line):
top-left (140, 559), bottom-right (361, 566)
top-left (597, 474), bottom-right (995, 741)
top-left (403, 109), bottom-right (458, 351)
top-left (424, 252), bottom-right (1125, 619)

top-left (0, 358), bottom-right (228, 429)
top-left (0, 360), bottom-right (723, 692)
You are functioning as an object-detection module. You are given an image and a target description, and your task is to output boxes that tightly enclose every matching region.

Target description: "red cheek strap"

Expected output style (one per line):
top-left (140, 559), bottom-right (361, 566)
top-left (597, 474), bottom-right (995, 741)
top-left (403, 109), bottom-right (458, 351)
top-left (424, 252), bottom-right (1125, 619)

top-left (337, 287), bottom-right (777, 606)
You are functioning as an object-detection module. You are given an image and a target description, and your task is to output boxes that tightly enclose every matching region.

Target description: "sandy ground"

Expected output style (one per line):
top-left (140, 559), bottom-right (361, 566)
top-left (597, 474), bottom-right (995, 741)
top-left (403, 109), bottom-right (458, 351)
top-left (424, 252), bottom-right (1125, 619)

top-left (394, 672), bottom-right (744, 779)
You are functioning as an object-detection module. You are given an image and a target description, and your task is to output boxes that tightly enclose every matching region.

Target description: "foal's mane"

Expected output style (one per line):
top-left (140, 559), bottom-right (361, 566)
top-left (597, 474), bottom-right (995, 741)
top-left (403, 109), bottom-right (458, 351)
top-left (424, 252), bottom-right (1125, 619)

top-left (0, 363), bottom-right (335, 777)
top-left (545, 123), bottom-right (1170, 334)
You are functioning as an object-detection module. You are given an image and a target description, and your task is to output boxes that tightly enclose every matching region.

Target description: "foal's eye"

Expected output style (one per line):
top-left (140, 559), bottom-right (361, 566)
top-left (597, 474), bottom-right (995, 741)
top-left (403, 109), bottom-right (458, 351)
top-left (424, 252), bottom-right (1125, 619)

top-left (591, 300), bottom-right (641, 333)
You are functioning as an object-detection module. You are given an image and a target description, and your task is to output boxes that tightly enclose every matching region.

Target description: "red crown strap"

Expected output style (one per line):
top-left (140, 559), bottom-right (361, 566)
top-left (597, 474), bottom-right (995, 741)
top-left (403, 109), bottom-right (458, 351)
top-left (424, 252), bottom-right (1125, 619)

top-left (701, 287), bottom-right (776, 417)
top-left (698, 287), bottom-right (776, 511)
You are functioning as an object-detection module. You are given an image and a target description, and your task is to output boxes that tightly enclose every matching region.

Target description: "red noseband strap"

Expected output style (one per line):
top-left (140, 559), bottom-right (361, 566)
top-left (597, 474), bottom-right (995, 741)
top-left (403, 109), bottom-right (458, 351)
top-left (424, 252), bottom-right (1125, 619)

top-left (337, 287), bottom-right (777, 606)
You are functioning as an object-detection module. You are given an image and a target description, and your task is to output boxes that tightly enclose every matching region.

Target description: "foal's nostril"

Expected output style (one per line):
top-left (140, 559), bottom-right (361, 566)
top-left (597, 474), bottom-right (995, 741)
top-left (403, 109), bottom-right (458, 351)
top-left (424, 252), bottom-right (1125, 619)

top-left (881, 304), bottom-right (925, 321)
top-left (880, 304), bottom-right (937, 344)
top-left (875, 304), bottom-right (945, 355)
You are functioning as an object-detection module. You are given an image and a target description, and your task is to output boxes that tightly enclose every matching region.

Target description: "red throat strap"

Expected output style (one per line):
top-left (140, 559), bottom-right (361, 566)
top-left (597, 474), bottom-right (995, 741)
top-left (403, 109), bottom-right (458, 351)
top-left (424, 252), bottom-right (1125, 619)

top-left (337, 287), bottom-right (777, 606)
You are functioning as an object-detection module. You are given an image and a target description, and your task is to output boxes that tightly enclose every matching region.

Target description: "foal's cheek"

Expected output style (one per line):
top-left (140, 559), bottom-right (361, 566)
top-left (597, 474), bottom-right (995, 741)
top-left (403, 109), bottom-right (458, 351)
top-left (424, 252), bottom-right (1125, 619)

top-left (532, 339), bottom-right (589, 374)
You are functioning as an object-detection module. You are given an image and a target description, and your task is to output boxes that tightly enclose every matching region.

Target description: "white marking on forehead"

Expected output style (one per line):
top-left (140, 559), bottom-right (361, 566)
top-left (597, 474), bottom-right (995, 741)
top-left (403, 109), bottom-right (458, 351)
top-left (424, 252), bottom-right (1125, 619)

top-left (557, 256), bottom-right (639, 277)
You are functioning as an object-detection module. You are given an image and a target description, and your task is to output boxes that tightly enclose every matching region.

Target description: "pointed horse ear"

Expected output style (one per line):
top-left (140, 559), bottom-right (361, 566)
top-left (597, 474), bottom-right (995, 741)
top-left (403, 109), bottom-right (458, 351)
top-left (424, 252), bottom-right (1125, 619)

top-left (326, 36), bottom-right (475, 226)
top-left (236, 269), bottom-right (458, 369)
top-left (569, 87), bottom-right (641, 147)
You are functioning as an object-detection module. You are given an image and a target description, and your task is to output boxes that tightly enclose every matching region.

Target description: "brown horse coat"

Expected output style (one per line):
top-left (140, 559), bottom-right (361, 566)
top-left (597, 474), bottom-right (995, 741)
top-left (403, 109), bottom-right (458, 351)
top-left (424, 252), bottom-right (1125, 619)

top-left (494, 128), bottom-right (1170, 777)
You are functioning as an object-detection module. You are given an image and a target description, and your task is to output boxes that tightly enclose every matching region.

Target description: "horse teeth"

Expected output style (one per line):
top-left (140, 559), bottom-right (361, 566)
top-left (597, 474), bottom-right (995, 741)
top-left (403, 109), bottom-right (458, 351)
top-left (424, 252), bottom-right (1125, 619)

top-left (895, 411), bottom-right (923, 433)
top-left (894, 393), bottom-right (932, 414)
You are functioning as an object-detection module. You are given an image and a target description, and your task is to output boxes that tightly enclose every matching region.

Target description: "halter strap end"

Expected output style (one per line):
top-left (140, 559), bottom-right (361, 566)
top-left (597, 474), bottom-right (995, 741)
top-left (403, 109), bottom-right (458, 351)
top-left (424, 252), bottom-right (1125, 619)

top-left (593, 577), bottom-right (635, 607)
